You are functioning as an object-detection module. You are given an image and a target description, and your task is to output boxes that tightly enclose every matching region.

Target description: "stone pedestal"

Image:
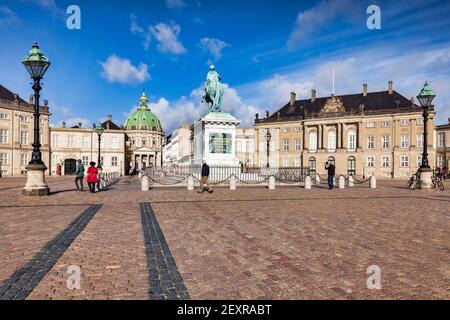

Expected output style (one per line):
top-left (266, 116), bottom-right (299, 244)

top-left (419, 167), bottom-right (433, 190)
top-left (22, 164), bottom-right (50, 196)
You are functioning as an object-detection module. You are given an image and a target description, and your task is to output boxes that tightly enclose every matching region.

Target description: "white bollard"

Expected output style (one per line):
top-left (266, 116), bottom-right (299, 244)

top-left (315, 174), bottom-right (321, 185)
top-left (229, 175), bottom-right (237, 191)
top-left (334, 177), bottom-right (337, 187)
top-left (141, 175), bottom-right (150, 191)
top-left (187, 175), bottom-right (195, 191)
top-left (305, 176), bottom-right (312, 190)
top-left (268, 176), bottom-right (276, 190)
top-left (348, 175), bottom-right (354, 187)
top-left (339, 176), bottom-right (345, 189)
top-left (370, 176), bottom-right (377, 189)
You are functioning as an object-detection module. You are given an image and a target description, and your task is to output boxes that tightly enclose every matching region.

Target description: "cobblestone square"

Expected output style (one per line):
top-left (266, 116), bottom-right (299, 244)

top-left (0, 177), bottom-right (449, 300)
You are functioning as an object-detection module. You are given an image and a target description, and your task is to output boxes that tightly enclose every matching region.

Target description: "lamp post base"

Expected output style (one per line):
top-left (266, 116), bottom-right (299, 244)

top-left (418, 167), bottom-right (433, 190)
top-left (22, 164), bottom-right (50, 196)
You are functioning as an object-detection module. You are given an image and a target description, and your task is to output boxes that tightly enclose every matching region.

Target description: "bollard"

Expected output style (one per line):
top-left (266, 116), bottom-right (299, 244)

top-left (187, 175), bottom-right (195, 191)
top-left (339, 176), bottom-right (345, 189)
top-left (141, 175), bottom-right (150, 191)
top-left (370, 176), bottom-right (377, 189)
top-left (348, 175), bottom-right (354, 187)
top-left (305, 176), bottom-right (312, 190)
top-left (334, 177), bottom-right (337, 187)
top-left (268, 176), bottom-right (276, 190)
top-left (315, 174), bottom-right (320, 185)
top-left (229, 175), bottom-right (237, 191)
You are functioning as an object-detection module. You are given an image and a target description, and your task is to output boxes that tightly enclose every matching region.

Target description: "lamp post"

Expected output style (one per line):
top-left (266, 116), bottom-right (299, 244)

top-left (265, 129), bottom-right (272, 168)
top-left (416, 82), bottom-right (436, 190)
top-left (22, 43), bottom-right (51, 196)
top-left (94, 123), bottom-right (104, 168)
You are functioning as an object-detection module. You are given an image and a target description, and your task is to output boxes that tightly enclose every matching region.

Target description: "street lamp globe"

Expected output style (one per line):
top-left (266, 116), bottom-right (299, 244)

top-left (22, 43), bottom-right (51, 79)
top-left (417, 82), bottom-right (436, 108)
top-left (95, 122), bottom-right (105, 137)
top-left (265, 130), bottom-right (272, 143)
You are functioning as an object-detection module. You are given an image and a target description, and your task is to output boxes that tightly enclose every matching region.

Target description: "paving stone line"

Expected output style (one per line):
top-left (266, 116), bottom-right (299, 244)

top-left (140, 202), bottom-right (190, 300)
top-left (0, 204), bottom-right (102, 300)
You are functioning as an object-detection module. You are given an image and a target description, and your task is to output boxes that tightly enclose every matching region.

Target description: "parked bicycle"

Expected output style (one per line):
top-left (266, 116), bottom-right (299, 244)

top-left (408, 171), bottom-right (445, 191)
top-left (432, 174), bottom-right (445, 191)
top-left (408, 171), bottom-right (420, 190)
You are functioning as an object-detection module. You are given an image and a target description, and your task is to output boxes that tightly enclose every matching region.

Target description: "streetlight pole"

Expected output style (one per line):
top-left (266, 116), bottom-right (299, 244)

top-left (22, 43), bottom-right (51, 196)
top-left (265, 129), bottom-right (272, 168)
top-left (417, 82), bottom-right (436, 190)
top-left (95, 123), bottom-right (104, 168)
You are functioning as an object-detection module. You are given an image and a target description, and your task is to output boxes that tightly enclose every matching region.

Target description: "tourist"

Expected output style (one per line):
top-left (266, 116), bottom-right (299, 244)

top-left (74, 159), bottom-right (85, 191)
top-left (198, 161), bottom-right (213, 194)
top-left (325, 161), bottom-right (336, 190)
top-left (87, 162), bottom-right (98, 194)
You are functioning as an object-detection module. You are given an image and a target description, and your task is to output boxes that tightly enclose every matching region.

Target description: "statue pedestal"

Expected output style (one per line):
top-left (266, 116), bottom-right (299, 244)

top-left (22, 164), bottom-right (50, 196)
top-left (193, 112), bottom-right (241, 166)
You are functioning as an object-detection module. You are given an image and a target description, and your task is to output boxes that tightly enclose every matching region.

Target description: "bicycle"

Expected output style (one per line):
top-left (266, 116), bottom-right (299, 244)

top-left (432, 175), bottom-right (445, 191)
top-left (408, 171), bottom-right (420, 190)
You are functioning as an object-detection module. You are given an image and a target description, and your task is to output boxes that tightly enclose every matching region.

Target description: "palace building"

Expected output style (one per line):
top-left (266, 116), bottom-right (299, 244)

top-left (254, 82), bottom-right (437, 179)
top-left (436, 118), bottom-right (450, 170)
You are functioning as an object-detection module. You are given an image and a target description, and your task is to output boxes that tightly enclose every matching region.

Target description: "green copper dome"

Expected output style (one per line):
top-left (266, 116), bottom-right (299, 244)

top-left (124, 92), bottom-right (163, 131)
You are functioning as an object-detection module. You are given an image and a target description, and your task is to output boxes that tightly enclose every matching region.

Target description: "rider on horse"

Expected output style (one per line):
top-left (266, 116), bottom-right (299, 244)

top-left (203, 65), bottom-right (224, 113)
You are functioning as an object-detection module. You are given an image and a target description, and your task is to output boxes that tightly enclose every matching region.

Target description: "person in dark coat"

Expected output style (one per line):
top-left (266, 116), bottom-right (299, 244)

top-left (198, 161), bottom-right (213, 193)
top-left (325, 161), bottom-right (336, 190)
top-left (74, 159), bottom-right (85, 191)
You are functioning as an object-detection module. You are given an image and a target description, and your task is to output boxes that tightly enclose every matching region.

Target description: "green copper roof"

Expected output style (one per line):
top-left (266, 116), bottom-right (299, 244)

top-left (124, 92), bottom-right (163, 131)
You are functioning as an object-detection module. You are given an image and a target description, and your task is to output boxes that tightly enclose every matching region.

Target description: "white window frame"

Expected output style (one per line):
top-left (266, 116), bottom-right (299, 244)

top-left (382, 156), bottom-right (390, 168)
top-left (367, 156), bottom-right (375, 168)
top-left (367, 136), bottom-right (375, 149)
top-left (0, 153), bottom-right (8, 165)
top-left (309, 131), bottom-right (317, 152)
top-left (382, 136), bottom-right (390, 149)
top-left (348, 131), bottom-right (356, 151)
top-left (20, 131), bottom-right (28, 145)
top-left (400, 135), bottom-right (409, 149)
top-left (400, 156), bottom-right (409, 168)
top-left (0, 129), bottom-right (8, 144)
top-left (328, 131), bottom-right (336, 152)
top-left (416, 134), bottom-right (424, 148)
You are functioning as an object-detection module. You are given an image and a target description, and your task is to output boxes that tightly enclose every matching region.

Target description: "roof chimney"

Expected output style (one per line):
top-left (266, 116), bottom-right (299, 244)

top-left (290, 92), bottom-right (296, 106)
top-left (388, 81), bottom-right (393, 95)
top-left (29, 95), bottom-right (34, 105)
top-left (363, 83), bottom-right (368, 97)
top-left (311, 89), bottom-right (317, 103)
top-left (107, 115), bottom-right (112, 122)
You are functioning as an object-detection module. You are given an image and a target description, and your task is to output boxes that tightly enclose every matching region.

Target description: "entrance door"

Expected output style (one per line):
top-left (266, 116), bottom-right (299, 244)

top-left (64, 159), bottom-right (77, 176)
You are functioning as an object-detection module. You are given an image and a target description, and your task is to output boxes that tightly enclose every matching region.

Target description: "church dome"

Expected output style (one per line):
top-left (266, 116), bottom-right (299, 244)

top-left (124, 92), bottom-right (163, 131)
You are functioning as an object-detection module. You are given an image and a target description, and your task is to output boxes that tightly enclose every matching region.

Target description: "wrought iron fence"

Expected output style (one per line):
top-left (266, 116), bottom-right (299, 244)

top-left (144, 165), bottom-right (310, 185)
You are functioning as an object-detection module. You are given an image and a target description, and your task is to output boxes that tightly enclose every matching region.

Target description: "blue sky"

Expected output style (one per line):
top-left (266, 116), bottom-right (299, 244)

top-left (0, 0), bottom-right (450, 133)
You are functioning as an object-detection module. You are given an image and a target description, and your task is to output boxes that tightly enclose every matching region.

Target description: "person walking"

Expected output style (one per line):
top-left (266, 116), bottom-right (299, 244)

top-left (87, 162), bottom-right (98, 194)
top-left (198, 161), bottom-right (213, 194)
top-left (74, 159), bottom-right (85, 191)
top-left (325, 161), bottom-right (336, 190)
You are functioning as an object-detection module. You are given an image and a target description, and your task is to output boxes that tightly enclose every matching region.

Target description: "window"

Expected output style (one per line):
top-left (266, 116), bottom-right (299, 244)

top-left (20, 131), bottom-right (28, 145)
top-left (100, 137), bottom-right (105, 149)
top-left (100, 156), bottom-right (104, 167)
top-left (283, 128), bottom-right (290, 133)
top-left (0, 153), bottom-right (8, 165)
top-left (52, 155), bottom-right (58, 167)
top-left (111, 137), bottom-right (119, 149)
top-left (401, 156), bottom-right (409, 168)
top-left (142, 139), bottom-right (146, 146)
top-left (348, 131), bottom-right (356, 150)
top-left (283, 139), bottom-right (290, 151)
top-left (417, 156), bottom-right (422, 168)
top-left (437, 155), bottom-right (444, 167)
top-left (294, 158), bottom-right (301, 167)
top-left (52, 135), bottom-right (59, 147)
top-left (21, 154), bottom-right (29, 166)
top-left (82, 136), bottom-right (90, 148)
top-left (68, 136), bottom-right (75, 148)
top-left (438, 133), bottom-right (445, 148)
top-left (348, 156), bottom-right (356, 176)
top-left (382, 156), bottom-right (390, 168)
top-left (381, 121), bottom-right (390, 128)
top-left (367, 136), bottom-right (375, 149)
top-left (366, 122), bottom-right (375, 128)
top-left (328, 131), bottom-right (336, 151)
top-left (246, 141), bottom-right (254, 153)
top-left (367, 156), bottom-right (375, 168)
top-left (295, 139), bottom-right (302, 151)
top-left (20, 115), bottom-right (30, 123)
top-left (0, 112), bottom-right (10, 120)
top-left (328, 156), bottom-right (336, 166)
top-left (0, 129), bottom-right (8, 144)
top-left (82, 156), bottom-right (89, 166)
top-left (309, 131), bottom-right (317, 151)
top-left (259, 141), bottom-right (266, 153)
top-left (401, 135), bottom-right (409, 148)
top-left (283, 158), bottom-right (289, 167)
top-left (400, 119), bottom-right (409, 126)
top-left (112, 156), bottom-right (118, 167)
top-left (270, 141), bottom-right (276, 152)
top-left (236, 141), bottom-right (242, 153)
top-left (295, 127), bottom-right (301, 132)
top-left (309, 157), bottom-right (316, 175)
top-left (417, 118), bottom-right (424, 126)
top-left (416, 134), bottom-right (424, 148)
top-left (382, 136), bottom-right (390, 149)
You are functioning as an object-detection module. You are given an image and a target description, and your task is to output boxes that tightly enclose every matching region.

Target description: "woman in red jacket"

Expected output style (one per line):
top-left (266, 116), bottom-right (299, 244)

top-left (87, 162), bottom-right (98, 193)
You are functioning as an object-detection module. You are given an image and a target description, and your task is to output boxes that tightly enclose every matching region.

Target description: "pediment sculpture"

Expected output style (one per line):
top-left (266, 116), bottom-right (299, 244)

top-left (320, 96), bottom-right (345, 114)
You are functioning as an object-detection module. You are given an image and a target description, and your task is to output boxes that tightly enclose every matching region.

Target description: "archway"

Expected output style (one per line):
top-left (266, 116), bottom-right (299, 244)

top-left (64, 159), bottom-right (77, 176)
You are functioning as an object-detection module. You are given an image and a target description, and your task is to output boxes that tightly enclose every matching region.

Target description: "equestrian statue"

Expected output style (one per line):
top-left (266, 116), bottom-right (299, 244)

top-left (202, 65), bottom-right (224, 113)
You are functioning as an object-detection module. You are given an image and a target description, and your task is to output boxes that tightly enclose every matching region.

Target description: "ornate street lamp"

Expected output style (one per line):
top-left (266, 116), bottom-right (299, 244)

top-left (94, 123), bottom-right (105, 168)
top-left (265, 129), bottom-right (272, 168)
top-left (22, 43), bottom-right (51, 196)
top-left (416, 82), bottom-right (436, 189)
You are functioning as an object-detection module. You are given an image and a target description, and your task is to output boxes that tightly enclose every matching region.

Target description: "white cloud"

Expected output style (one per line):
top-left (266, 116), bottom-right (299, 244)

top-left (199, 37), bottom-right (231, 62)
top-left (24, 0), bottom-right (65, 19)
top-left (148, 22), bottom-right (187, 55)
top-left (0, 6), bottom-right (21, 28)
top-left (166, 0), bottom-right (186, 9)
top-left (130, 14), bottom-right (143, 34)
top-left (101, 55), bottom-right (151, 85)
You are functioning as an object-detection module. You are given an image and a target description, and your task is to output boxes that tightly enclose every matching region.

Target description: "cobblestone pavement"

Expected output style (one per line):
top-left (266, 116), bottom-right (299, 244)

top-left (0, 176), bottom-right (449, 300)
